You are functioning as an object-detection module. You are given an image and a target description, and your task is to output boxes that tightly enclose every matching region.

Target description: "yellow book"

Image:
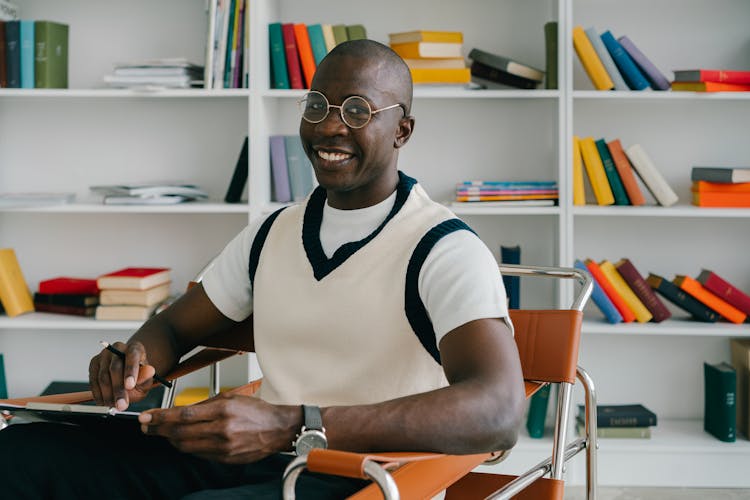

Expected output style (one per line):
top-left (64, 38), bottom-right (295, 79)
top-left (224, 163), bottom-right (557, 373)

top-left (409, 67), bottom-right (471, 84)
top-left (390, 41), bottom-right (463, 59)
top-left (388, 30), bottom-right (463, 44)
top-left (174, 386), bottom-right (237, 406)
top-left (599, 260), bottom-right (653, 323)
top-left (0, 248), bottom-right (34, 317)
top-left (321, 24), bottom-right (336, 52)
top-left (579, 137), bottom-right (614, 205)
top-left (572, 26), bottom-right (614, 90)
top-left (572, 136), bottom-right (586, 205)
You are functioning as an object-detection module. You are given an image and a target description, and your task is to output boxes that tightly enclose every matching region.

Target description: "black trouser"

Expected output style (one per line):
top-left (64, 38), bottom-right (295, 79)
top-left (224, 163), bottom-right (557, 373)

top-left (0, 422), bottom-right (367, 499)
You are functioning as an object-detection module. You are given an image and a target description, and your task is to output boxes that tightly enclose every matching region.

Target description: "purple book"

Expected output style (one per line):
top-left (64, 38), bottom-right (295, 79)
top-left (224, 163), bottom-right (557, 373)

top-left (269, 135), bottom-right (292, 203)
top-left (617, 36), bottom-right (670, 90)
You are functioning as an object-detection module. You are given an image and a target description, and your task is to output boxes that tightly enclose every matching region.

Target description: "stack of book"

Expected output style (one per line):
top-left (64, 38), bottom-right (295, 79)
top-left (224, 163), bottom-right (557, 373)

top-left (573, 25), bottom-right (669, 92)
top-left (573, 136), bottom-right (678, 207)
top-left (690, 167), bottom-right (750, 208)
top-left (269, 135), bottom-right (315, 203)
top-left (102, 59), bottom-right (204, 89)
top-left (34, 277), bottom-right (99, 317)
top-left (671, 69), bottom-right (750, 93)
top-left (578, 403), bottom-right (657, 439)
top-left (452, 181), bottom-right (558, 207)
top-left (95, 267), bottom-right (172, 321)
top-left (268, 21), bottom-right (367, 89)
top-left (388, 31), bottom-right (470, 85)
top-left (90, 183), bottom-right (208, 205)
top-left (468, 47), bottom-right (544, 89)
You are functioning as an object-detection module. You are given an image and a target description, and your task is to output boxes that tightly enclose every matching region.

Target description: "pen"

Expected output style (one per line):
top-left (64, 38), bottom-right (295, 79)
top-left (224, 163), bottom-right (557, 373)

top-left (99, 341), bottom-right (173, 388)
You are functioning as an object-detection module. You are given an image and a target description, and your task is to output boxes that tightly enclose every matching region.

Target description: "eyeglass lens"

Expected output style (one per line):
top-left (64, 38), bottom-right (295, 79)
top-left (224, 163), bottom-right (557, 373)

top-left (300, 92), bottom-right (373, 128)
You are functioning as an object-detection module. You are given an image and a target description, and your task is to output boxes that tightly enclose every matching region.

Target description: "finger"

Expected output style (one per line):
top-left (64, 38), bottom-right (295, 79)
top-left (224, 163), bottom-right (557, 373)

top-left (88, 355), bottom-right (104, 405)
top-left (122, 342), bottom-right (146, 391)
top-left (109, 342), bottom-right (131, 410)
top-left (140, 403), bottom-right (219, 426)
top-left (96, 352), bottom-right (115, 406)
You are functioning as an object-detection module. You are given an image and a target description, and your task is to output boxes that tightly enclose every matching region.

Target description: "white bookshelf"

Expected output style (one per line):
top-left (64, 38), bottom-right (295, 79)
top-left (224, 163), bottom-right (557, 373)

top-left (1, 0), bottom-right (749, 488)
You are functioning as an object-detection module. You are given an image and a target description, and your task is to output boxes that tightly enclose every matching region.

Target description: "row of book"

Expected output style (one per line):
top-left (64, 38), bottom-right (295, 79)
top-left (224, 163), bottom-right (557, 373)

top-left (573, 137), bottom-right (678, 207)
top-left (387, 31), bottom-right (470, 85)
top-left (204, 0), bottom-right (249, 89)
top-left (269, 21), bottom-right (367, 90)
top-left (691, 167), bottom-right (750, 208)
top-left (269, 135), bottom-right (315, 203)
top-left (0, 17), bottom-right (69, 89)
top-left (576, 257), bottom-right (750, 325)
top-left (452, 180), bottom-right (559, 207)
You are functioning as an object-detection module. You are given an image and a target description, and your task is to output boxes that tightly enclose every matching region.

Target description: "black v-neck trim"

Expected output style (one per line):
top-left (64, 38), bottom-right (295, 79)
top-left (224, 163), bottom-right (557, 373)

top-left (303, 171), bottom-right (417, 281)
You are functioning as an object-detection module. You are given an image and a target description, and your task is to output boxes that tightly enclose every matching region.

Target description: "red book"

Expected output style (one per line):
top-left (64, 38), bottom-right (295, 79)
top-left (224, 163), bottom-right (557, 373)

top-left (673, 275), bottom-right (747, 324)
top-left (584, 259), bottom-right (636, 323)
top-left (96, 267), bottom-right (170, 290)
top-left (673, 69), bottom-right (750, 85)
top-left (281, 23), bottom-right (304, 89)
top-left (293, 23), bottom-right (316, 88)
top-left (614, 258), bottom-right (671, 322)
top-left (697, 269), bottom-right (750, 316)
top-left (607, 139), bottom-right (646, 206)
top-left (38, 277), bottom-right (99, 295)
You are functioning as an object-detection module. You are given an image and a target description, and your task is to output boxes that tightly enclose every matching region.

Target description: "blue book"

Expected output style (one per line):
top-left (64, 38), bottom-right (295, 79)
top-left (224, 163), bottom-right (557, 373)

top-left (0, 353), bottom-right (7, 399)
top-left (600, 30), bottom-right (649, 91)
top-left (283, 135), bottom-right (314, 202)
top-left (574, 259), bottom-right (622, 324)
top-left (501, 245), bottom-right (521, 309)
top-left (306, 24), bottom-right (328, 65)
top-left (269, 135), bottom-right (291, 202)
top-left (4, 20), bottom-right (21, 88)
top-left (20, 20), bottom-right (34, 88)
top-left (268, 22), bottom-right (290, 89)
top-left (459, 180), bottom-right (557, 188)
top-left (594, 139), bottom-right (629, 205)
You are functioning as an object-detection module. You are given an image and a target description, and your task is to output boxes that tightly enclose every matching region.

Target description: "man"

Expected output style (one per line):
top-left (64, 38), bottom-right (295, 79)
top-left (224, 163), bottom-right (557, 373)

top-left (0, 39), bottom-right (524, 499)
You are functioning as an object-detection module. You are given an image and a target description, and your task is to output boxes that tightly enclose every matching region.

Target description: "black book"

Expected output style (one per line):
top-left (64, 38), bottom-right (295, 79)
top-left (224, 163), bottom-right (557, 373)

top-left (33, 292), bottom-right (99, 307)
top-left (470, 60), bottom-right (539, 90)
top-left (224, 136), bottom-right (249, 203)
top-left (646, 273), bottom-right (719, 323)
top-left (579, 403), bottom-right (657, 428)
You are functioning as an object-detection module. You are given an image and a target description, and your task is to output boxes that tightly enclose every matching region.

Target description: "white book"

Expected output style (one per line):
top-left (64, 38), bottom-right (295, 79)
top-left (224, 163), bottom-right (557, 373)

top-left (102, 74), bottom-right (196, 88)
top-left (584, 27), bottom-right (629, 91)
top-left (213, 0), bottom-right (231, 89)
top-left (204, 0), bottom-right (218, 89)
top-left (625, 144), bottom-right (679, 207)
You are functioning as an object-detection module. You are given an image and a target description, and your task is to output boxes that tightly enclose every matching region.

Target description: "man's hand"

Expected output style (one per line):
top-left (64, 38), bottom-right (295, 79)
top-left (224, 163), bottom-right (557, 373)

top-left (89, 341), bottom-right (156, 411)
top-left (138, 393), bottom-right (301, 464)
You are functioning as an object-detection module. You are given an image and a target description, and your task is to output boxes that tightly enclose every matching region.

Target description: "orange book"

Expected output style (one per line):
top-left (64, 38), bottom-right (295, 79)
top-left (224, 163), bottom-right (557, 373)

top-left (607, 139), bottom-right (646, 205)
top-left (293, 23), bottom-right (316, 88)
top-left (691, 191), bottom-right (750, 208)
top-left (673, 275), bottom-right (747, 324)
top-left (584, 259), bottom-right (636, 322)
top-left (692, 181), bottom-right (750, 193)
top-left (671, 81), bottom-right (750, 92)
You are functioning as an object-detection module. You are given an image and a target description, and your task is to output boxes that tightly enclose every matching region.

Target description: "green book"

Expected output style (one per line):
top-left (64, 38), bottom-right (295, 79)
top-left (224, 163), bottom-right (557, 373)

top-left (544, 21), bottom-right (558, 90)
top-left (704, 361), bottom-right (736, 442)
top-left (0, 353), bottom-right (7, 399)
top-left (595, 138), bottom-right (629, 205)
top-left (306, 23), bottom-right (328, 65)
top-left (34, 20), bottom-right (69, 88)
top-left (331, 24), bottom-right (348, 45)
top-left (526, 383), bottom-right (551, 438)
top-left (345, 24), bottom-right (367, 41)
top-left (268, 22), bottom-right (289, 89)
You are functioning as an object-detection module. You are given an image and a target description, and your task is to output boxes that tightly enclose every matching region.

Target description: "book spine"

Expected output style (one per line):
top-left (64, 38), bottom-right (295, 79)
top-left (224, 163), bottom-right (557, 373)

top-left (615, 258), bottom-right (672, 322)
top-left (625, 144), bottom-right (679, 207)
top-left (575, 259), bottom-right (622, 323)
top-left (578, 137), bottom-right (614, 205)
top-left (0, 21), bottom-right (8, 88)
top-left (675, 275), bottom-right (747, 324)
top-left (345, 24), bottom-right (367, 41)
top-left (646, 273), bottom-right (719, 323)
top-left (410, 67), bottom-right (471, 85)
top-left (5, 20), bottom-right (20, 88)
top-left (584, 27), bottom-right (628, 90)
top-left (224, 137), bottom-right (249, 203)
top-left (19, 19), bottom-right (33, 88)
top-left (704, 363), bottom-right (736, 442)
top-left (212, 0), bottom-right (230, 89)
top-left (599, 30), bottom-right (649, 91)
top-left (691, 167), bottom-right (749, 184)
top-left (0, 248), bottom-right (34, 317)
top-left (203, 0), bottom-right (217, 89)
top-left (730, 339), bottom-right (750, 438)
top-left (544, 21), bottom-right (557, 90)
top-left (585, 259), bottom-right (635, 322)
top-left (34, 302), bottom-right (95, 316)
top-left (293, 23), bottom-right (316, 88)
top-left (692, 191), bottom-right (750, 208)
top-left (268, 22), bottom-right (290, 89)
top-left (595, 138), bottom-right (629, 205)
top-left (606, 139), bottom-right (646, 206)
top-left (33, 20), bottom-right (49, 87)
top-left (617, 35), bottom-right (670, 90)
top-left (284, 135), bottom-right (313, 201)
top-left (281, 23), bottom-right (303, 89)
top-left (269, 135), bottom-right (292, 203)
top-left (572, 26), bottom-right (614, 90)
top-left (692, 180), bottom-right (750, 193)
top-left (306, 24), bottom-right (328, 65)
top-left (469, 61), bottom-right (538, 89)
top-left (599, 260), bottom-right (653, 323)
top-left (33, 293), bottom-right (98, 307)
top-left (468, 47), bottom-right (543, 81)
top-left (500, 245), bottom-right (520, 309)
top-left (321, 24), bottom-right (336, 52)
top-left (0, 353), bottom-right (6, 399)
top-left (331, 24), bottom-right (348, 45)
top-left (572, 136), bottom-right (586, 205)
top-left (526, 383), bottom-right (551, 438)
top-left (697, 270), bottom-right (750, 315)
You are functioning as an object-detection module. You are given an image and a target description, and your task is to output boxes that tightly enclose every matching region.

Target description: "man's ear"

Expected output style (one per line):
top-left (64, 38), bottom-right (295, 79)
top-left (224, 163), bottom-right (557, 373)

top-left (394, 115), bottom-right (415, 149)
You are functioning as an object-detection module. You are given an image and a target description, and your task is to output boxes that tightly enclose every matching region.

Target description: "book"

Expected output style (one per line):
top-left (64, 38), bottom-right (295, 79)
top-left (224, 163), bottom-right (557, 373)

top-left (617, 35), bottom-right (670, 91)
top-left (691, 167), bottom-right (750, 184)
top-left (331, 24), bottom-right (348, 45)
top-left (211, 0), bottom-right (230, 88)
top-left (0, 353), bottom-right (6, 399)
top-left (33, 293), bottom-right (98, 307)
top-left (526, 383), bottom-right (550, 438)
top-left (599, 260), bottom-right (652, 323)
top-left (38, 277), bottom-right (99, 295)
top-left (599, 30), bottom-right (649, 91)
top-left (576, 422), bottom-right (651, 439)
top-left (469, 61), bottom-right (539, 90)
top-left (391, 41), bottom-right (462, 59)
top-left (455, 194), bottom-right (557, 202)
top-left (692, 190), bottom-right (750, 206)
top-left (0, 248), bottom-right (34, 317)
top-left (293, 23), bottom-right (316, 88)
top-left (704, 361), bottom-right (736, 442)
top-left (606, 139), bottom-right (646, 206)
top-left (0, 21), bottom-right (8, 87)
top-left (388, 31), bottom-right (463, 45)
top-left (625, 144), bottom-right (679, 207)
top-left (646, 273), bottom-right (719, 322)
top-left (321, 24), bottom-right (336, 52)
top-left (544, 21), bottom-right (557, 90)
top-left (224, 136), bottom-right (249, 203)
top-left (221, 0), bottom-right (238, 88)
top-left (96, 267), bottom-right (171, 291)
top-left (730, 339), bottom-right (750, 438)
top-left (572, 136), bottom-right (586, 205)
top-left (268, 22), bottom-right (289, 89)
top-left (581, 403), bottom-right (657, 428)
top-left (467, 48), bottom-right (544, 82)
top-left (344, 24), bottom-right (366, 41)
top-left (34, 302), bottom-right (96, 317)
top-left (584, 27), bottom-right (628, 91)
top-left (614, 258), bottom-right (671, 322)
top-left (584, 258), bottom-right (636, 323)
top-left (595, 138), bottom-right (629, 205)
top-left (269, 135), bottom-right (291, 203)
top-left (692, 180), bottom-right (750, 193)
top-left (90, 184), bottom-right (207, 199)
top-left (696, 269), bottom-right (750, 315)
top-left (450, 200), bottom-right (556, 208)
top-left (306, 24), bottom-right (327, 65)
top-left (281, 23), bottom-right (303, 89)
top-left (500, 245), bottom-right (520, 309)
top-left (19, 19), bottom-right (33, 88)
top-left (100, 282), bottom-right (171, 307)
top-left (410, 67), bottom-right (471, 84)
top-left (203, 0), bottom-right (217, 89)
top-left (458, 181), bottom-right (558, 188)
top-left (578, 137), bottom-right (614, 205)
top-left (671, 81), bottom-right (750, 92)
top-left (284, 135), bottom-right (314, 202)
top-left (95, 302), bottom-right (162, 321)
top-left (402, 57), bottom-right (466, 69)
top-left (673, 69), bottom-right (750, 85)
top-left (5, 20), bottom-right (19, 88)
top-left (572, 25), bottom-right (613, 90)
top-left (33, 21), bottom-right (68, 88)
top-left (672, 275), bottom-right (747, 324)
top-left (574, 259), bottom-right (622, 324)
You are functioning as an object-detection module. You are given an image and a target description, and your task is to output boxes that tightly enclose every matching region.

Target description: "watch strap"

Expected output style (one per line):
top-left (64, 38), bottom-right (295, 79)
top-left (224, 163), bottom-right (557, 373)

top-left (302, 404), bottom-right (324, 431)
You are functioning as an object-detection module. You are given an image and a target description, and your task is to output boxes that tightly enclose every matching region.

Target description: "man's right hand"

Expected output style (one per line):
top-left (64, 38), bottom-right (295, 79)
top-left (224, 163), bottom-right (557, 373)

top-left (89, 340), bottom-right (157, 411)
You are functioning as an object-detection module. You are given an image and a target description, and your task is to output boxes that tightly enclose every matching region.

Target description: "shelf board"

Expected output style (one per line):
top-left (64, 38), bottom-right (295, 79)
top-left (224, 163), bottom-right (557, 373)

top-left (448, 204), bottom-right (560, 216)
top-left (583, 318), bottom-right (750, 337)
top-left (0, 88), bottom-right (250, 98)
top-left (574, 90), bottom-right (750, 101)
top-left (573, 204), bottom-right (750, 219)
top-left (0, 201), bottom-right (250, 214)
top-left (0, 313), bottom-right (141, 331)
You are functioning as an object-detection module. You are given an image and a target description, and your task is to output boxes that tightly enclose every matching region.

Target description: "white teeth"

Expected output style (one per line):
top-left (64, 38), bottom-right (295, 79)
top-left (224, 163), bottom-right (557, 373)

top-left (318, 150), bottom-right (350, 161)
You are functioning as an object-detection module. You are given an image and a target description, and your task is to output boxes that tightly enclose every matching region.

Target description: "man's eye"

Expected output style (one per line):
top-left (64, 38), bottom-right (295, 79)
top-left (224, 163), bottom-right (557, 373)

top-left (345, 104), bottom-right (369, 116)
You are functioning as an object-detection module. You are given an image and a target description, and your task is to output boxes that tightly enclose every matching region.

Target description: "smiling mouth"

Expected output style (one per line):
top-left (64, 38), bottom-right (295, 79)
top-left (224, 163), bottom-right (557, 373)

top-left (317, 150), bottom-right (353, 162)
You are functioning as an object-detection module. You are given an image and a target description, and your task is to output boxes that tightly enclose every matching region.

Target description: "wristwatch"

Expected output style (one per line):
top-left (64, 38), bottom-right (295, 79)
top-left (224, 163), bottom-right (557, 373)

top-left (294, 405), bottom-right (328, 456)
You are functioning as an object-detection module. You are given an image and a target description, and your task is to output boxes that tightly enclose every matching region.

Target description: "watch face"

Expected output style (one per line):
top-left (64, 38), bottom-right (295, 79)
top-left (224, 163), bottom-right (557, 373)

top-left (295, 430), bottom-right (328, 456)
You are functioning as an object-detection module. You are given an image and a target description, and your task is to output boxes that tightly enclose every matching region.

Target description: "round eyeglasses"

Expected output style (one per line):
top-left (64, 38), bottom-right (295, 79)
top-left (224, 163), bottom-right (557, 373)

top-left (298, 91), bottom-right (405, 129)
